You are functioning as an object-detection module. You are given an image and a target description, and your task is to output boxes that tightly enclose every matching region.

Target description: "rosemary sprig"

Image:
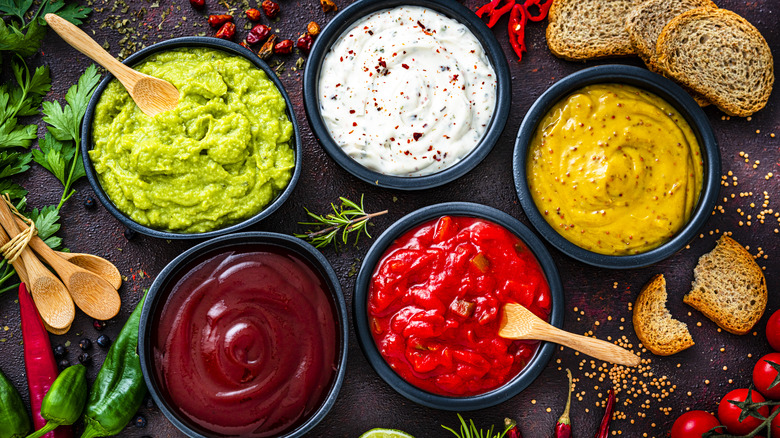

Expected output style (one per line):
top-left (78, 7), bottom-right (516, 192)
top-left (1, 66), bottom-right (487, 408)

top-left (442, 414), bottom-right (514, 438)
top-left (294, 195), bottom-right (387, 249)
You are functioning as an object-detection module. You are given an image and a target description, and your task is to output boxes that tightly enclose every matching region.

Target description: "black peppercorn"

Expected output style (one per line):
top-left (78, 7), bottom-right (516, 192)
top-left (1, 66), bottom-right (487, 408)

top-left (53, 344), bottom-right (67, 358)
top-left (84, 197), bottom-right (96, 208)
top-left (96, 334), bottom-right (112, 348)
top-left (78, 352), bottom-right (91, 364)
top-left (134, 415), bottom-right (147, 428)
top-left (58, 358), bottom-right (70, 369)
top-left (78, 338), bottom-right (92, 350)
top-left (124, 228), bottom-right (136, 240)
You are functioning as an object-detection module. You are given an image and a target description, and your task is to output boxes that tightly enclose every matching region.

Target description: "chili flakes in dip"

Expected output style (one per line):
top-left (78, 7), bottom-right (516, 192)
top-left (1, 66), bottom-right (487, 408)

top-left (319, 6), bottom-right (497, 177)
top-left (368, 216), bottom-right (551, 397)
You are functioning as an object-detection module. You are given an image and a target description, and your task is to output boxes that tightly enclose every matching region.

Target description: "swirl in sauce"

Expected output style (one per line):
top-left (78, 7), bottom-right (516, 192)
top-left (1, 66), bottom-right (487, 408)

top-left (154, 248), bottom-right (337, 437)
top-left (319, 6), bottom-right (497, 176)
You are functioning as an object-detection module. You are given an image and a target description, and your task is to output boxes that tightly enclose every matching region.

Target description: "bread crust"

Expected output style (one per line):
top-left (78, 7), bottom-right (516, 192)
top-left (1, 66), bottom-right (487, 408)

top-left (633, 274), bottom-right (695, 356)
top-left (684, 236), bottom-right (768, 335)
top-left (655, 8), bottom-right (774, 117)
top-left (547, 0), bottom-right (646, 60)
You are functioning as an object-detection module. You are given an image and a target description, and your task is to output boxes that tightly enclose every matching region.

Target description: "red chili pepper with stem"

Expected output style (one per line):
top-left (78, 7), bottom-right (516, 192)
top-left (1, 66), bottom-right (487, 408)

top-left (523, 0), bottom-right (554, 21)
top-left (505, 417), bottom-right (523, 438)
top-left (595, 389), bottom-right (616, 438)
top-left (476, 0), bottom-right (516, 28)
top-left (555, 369), bottom-right (573, 438)
top-left (19, 283), bottom-right (72, 438)
top-left (508, 4), bottom-right (527, 61)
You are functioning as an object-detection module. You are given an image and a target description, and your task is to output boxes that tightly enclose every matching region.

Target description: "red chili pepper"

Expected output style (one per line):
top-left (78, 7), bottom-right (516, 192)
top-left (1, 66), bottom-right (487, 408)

top-left (274, 39), bottom-right (294, 54)
top-left (189, 0), bottom-right (205, 10)
top-left (245, 8), bottom-right (262, 21)
top-left (246, 24), bottom-right (271, 45)
top-left (296, 33), bottom-right (314, 52)
top-left (508, 4), bottom-right (527, 62)
top-left (504, 418), bottom-right (523, 438)
top-left (19, 283), bottom-right (72, 438)
top-left (555, 369), bottom-right (573, 438)
top-left (261, 0), bottom-right (280, 19)
top-left (595, 389), bottom-right (616, 438)
top-left (476, 0), bottom-right (515, 28)
top-left (215, 22), bottom-right (236, 40)
top-left (523, 0), bottom-right (554, 21)
top-left (208, 14), bottom-right (232, 28)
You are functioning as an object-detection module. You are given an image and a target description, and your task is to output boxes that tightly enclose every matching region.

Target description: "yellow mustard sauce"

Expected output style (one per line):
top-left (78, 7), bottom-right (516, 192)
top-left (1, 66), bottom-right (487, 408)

top-left (526, 84), bottom-right (704, 255)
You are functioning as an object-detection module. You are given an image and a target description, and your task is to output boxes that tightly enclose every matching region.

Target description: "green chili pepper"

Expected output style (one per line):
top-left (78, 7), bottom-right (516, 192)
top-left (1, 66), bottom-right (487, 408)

top-left (81, 293), bottom-right (147, 438)
top-left (26, 364), bottom-right (88, 438)
top-left (0, 367), bottom-right (31, 438)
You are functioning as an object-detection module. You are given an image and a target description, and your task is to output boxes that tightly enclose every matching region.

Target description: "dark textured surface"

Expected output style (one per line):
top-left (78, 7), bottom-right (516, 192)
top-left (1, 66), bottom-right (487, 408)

top-left (0, 0), bottom-right (778, 437)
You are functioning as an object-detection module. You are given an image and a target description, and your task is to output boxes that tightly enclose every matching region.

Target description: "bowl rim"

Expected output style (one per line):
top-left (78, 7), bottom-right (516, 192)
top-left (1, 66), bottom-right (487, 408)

top-left (512, 64), bottom-right (721, 269)
top-left (137, 232), bottom-right (349, 438)
top-left (81, 37), bottom-right (302, 240)
top-left (353, 202), bottom-right (564, 411)
top-left (302, 0), bottom-right (511, 190)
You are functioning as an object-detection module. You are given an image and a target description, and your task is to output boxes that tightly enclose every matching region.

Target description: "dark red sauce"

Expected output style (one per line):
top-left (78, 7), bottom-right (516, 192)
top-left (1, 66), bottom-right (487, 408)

top-left (368, 216), bottom-right (551, 397)
top-left (154, 248), bottom-right (338, 437)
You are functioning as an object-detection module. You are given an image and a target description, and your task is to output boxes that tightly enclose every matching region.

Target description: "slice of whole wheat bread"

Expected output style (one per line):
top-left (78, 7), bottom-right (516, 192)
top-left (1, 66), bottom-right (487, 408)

top-left (684, 235), bottom-right (767, 335)
top-left (633, 274), bottom-right (695, 356)
top-left (656, 8), bottom-right (774, 117)
top-left (625, 0), bottom-right (717, 69)
top-left (547, 0), bottom-right (648, 61)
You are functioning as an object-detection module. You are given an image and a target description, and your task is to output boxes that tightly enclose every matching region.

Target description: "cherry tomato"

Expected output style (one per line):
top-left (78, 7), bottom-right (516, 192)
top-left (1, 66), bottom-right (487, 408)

top-left (671, 410), bottom-right (723, 438)
top-left (771, 406), bottom-right (780, 435)
top-left (754, 352), bottom-right (780, 400)
top-left (767, 309), bottom-right (780, 352)
top-left (718, 388), bottom-right (769, 435)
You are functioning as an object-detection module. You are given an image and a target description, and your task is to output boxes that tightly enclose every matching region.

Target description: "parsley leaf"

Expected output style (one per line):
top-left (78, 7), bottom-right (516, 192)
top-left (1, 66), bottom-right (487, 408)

top-left (0, 58), bottom-right (50, 148)
top-left (0, 149), bottom-right (31, 178)
top-left (40, 1), bottom-right (92, 26)
top-left (0, 0), bottom-right (34, 23)
top-left (26, 204), bottom-right (62, 249)
top-left (0, 18), bottom-right (44, 57)
top-left (31, 133), bottom-right (69, 183)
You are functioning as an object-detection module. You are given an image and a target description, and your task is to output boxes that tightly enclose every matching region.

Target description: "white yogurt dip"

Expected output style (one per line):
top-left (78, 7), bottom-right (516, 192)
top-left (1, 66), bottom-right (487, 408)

top-left (318, 6), bottom-right (498, 177)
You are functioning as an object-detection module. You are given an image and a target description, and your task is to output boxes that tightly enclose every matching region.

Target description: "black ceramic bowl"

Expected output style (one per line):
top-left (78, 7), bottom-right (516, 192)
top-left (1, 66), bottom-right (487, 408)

top-left (513, 65), bottom-right (720, 269)
top-left (303, 0), bottom-right (511, 190)
top-left (138, 232), bottom-right (348, 437)
top-left (82, 37), bottom-right (302, 240)
top-left (353, 202), bottom-right (563, 411)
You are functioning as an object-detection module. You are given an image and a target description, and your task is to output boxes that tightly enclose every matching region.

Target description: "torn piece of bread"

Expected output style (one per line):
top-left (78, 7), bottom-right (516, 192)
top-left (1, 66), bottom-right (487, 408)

top-left (633, 274), bottom-right (695, 356)
top-left (547, 0), bottom-right (648, 61)
top-left (684, 235), bottom-right (768, 335)
top-left (656, 8), bottom-right (774, 117)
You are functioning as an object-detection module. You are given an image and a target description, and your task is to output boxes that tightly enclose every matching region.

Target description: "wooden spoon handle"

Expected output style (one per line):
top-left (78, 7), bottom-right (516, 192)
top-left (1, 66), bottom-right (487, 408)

top-left (44, 14), bottom-right (136, 86)
top-left (538, 326), bottom-right (642, 367)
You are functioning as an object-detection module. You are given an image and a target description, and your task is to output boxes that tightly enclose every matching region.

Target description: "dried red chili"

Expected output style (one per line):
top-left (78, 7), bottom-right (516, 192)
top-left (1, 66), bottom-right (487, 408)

top-left (476, 0), bottom-right (515, 28)
top-left (507, 4), bottom-right (527, 62)
top-left (261, 0), bottom-right (280, 18)
top-left (307, 21), bottom-right (321, 36)
top-left (208, 14), bottom-right (232, 28)
top-left (189, 0), bottom-right (205, 10)
top-left (215, 22), bottom-right (236, 40)
top-left (296, 33), bottom-right (314, 52)
top-left (258, 34), bottom-right (277, 60)
top-left (246, 24), bottom-right (271, 45)
top-left (274, 39), bottom-right (293, 54)
top-left (245, 8), bottom-right (261, 21)
top-left (320, 0), bottom-right (337, 13)
top-left (595, 389), bottom-right (616, 438)
top-left (523, 0), bottom-right (553, 21)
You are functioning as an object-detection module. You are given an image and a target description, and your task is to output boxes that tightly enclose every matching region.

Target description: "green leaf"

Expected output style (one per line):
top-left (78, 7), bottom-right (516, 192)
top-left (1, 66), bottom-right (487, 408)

top-left (40, 1), bottom-right (92, 26)
top-left (31, 132), bottom-right (68, 184)
top-left (0, 18), bottom-right (44, 57)
top-left (42, 64), bottom-right (100, 142)
top-left (64, 63), bottom-right (99, 124)
top-left (0, 117), bottom-right (37, 148)
top-left (0, 179), bottom-right (27, 200)
top-left (0, 0), bottom-right (34, 22)
top-left (0, 150), bottom-right (31, 178)
top-left (26, 204), bottom-right (62, 249)
top-left (41, 100), bottom-right (74, 141)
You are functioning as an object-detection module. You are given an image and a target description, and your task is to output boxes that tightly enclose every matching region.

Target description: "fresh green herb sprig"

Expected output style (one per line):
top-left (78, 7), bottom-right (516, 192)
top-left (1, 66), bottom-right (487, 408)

top-left (0, 0), bottom-right (91, 56)
top-left (35, 64), bottom-right (100, 209)
top-left (0, 57), bottom-right (50, 149)
top-left (294, 195), bottom-right (387, 249)
top-left (442, 414), bottom-right (514, 438)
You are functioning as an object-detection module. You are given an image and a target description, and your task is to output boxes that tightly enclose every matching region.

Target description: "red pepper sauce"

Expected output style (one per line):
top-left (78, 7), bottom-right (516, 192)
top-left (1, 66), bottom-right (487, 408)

top-left (368, 216), bottom-right (551, 396)
top-left (154, 248), bottom-right (338, 437)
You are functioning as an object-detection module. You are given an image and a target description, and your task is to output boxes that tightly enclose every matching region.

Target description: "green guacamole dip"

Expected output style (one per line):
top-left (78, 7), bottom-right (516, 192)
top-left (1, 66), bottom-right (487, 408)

top-left (89, 48), bottom-right (294, 233)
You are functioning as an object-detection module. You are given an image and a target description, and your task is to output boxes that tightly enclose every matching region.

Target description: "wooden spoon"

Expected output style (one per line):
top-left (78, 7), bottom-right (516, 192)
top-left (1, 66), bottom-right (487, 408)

top-left (13, 216), bottom-right (122, 290)
top-left (0, 211), bottom-right (74, 331)
top-left (0, 214), bottom-right (121, 321)
top-left (10, 258), bottom-right (71, 335)
top-left (44, 13), bottom-right (179, 117)
top-left (499, 303), bottom-right (642, 367)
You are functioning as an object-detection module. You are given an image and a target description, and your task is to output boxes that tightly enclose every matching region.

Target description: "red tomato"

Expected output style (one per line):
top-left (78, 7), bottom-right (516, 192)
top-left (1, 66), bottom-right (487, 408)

top-left (768, 310), bottom-right (780, 352)
top-left (718, 388), bottom-right (769, 435)
top-left (754, 352), bottom-right (780, 400)
top-left (771, 406), bottom-right (780, 435)
top-left (671, 410), bottom-right (723, 438)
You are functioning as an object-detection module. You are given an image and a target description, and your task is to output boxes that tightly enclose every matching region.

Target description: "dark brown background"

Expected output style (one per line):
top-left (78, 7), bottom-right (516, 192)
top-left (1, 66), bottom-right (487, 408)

top-left (0, 0), bottom-right (778, 436)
